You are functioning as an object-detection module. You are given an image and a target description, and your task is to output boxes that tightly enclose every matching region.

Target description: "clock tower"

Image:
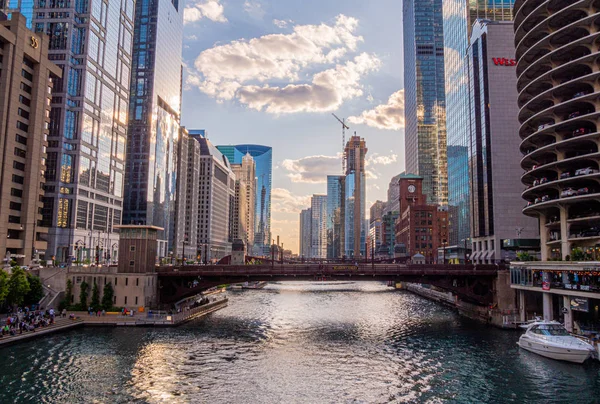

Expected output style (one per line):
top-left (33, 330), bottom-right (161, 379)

top-left (398, 173), bottom-right (425, 215)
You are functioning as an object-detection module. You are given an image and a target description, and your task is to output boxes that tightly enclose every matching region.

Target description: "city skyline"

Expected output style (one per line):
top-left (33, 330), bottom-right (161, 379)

top-left (180, 0), bottom-right (406, 253)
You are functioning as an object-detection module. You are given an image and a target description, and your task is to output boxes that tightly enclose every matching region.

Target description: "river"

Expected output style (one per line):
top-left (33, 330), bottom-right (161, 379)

top-left (0, 282), bottom-right (598, 403)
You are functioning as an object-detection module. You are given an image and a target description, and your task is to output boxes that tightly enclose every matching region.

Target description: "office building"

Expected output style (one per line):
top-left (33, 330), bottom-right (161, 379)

top-left (311, 195), bottom-right (327, 259)
top-left (466, 21), bottom-right (538, 264)
top-left (32, 0), bottom-right (135, 263)
top-left (369, 200), bottom-right (384, 225)
top-left (231, 154), bottom-right (256, 252)
top-left (326, 175), bottom-right (344, 259)
top-left (175, 128), bottom-right (199, 260)
top-left (403, 0), bottom-right (447, 206)
top-left (510, 0), bottom-right (600, 331)
top-left (395, 174), bottom-right (448, 263)
top-left (381, 211), bottom-right (399, 257)
top-left (444, 0), bottom-right (515, 249)
top-left (385, 173), bottom-right (402, 214)
top-left (344, 135), bottom-right (367, 258)
top-left (193, 135), bottom-right (235, 262)
top-left (0, 13), bottom-right (60, 265)
top-left (299, 208), bottom-right (311, 259)
top-left (1, 0), bottom-right (33, 27)
top-left (217, 144), bottom-right (272, 256)
top-left (122, 0), bottom-right (184, 258)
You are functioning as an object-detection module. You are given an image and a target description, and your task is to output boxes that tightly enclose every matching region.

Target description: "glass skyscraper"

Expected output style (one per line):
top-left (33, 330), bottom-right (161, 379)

top-left (403, 0), bottom-right (447, 207)
top-left (123, 0), bottom-right (184, 257)
top-left (443, 0), bottom-right (514, 246)
top-left (217, 144), bottom-right (272, 256)
top-left (33, 0), bottom-right (135, 263)
top-left (326, 175), bottom-right (344, 259)
top-left (1, 0), bottom-right (33, 27)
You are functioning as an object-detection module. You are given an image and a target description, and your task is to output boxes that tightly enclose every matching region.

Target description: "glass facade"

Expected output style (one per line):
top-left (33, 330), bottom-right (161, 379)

top-left (444, 0), bottom-right (514, 246)
top-left (216, 144), bottom-right (272, 256)
top-left (344, 172), bottom-right (366, 258)
top-left (403, 0), bottom-right (447, 207)
top-left (326, 175), bottom-right (344, 259)
top-left (33, 0), bottom-right (134, 262)
top-left (123, 0), bottom-right (183, 256)
top-left (2, 0), bottom-right (34, 27)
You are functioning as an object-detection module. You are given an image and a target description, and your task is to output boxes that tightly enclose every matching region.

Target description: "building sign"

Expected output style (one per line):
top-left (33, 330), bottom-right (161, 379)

top-left (492, 58), bottom-right (516, 66)
top-left (570, 297), bottom-right (589, 312)
top-left (30, 36), bottom-right (38, 48)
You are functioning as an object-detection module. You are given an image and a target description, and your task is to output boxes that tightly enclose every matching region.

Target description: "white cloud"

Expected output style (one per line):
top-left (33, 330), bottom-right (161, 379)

top-left (237, 53), bottom-right (380, 113)
top-left (244, 1), bottom-right (265, 19)
top-left (368, 153), bottom-right (398, 165)
top-left (348, 89), bottom-right (404, 130)
top-left (271, 188), bottom-right (312, 213)
top-left (187, 15), bottom-right (378, 113)
top-left (184, 0), bottom-right (227, 24)
top-left (281, 154), bottom-right (342, 183)
top-left (273, 19), bottom-right (289, 28)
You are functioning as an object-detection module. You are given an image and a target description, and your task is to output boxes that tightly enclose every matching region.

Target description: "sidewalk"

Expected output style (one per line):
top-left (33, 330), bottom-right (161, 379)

top-left (0, 317), bottom-right (84, 347)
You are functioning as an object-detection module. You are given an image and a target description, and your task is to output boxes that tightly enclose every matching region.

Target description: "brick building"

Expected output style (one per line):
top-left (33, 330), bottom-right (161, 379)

top-left (395, 174), bottom-right (448, 263)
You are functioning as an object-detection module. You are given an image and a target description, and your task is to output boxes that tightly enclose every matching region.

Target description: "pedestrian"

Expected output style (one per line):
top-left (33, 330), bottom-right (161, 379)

top-left (62, 308), bottom-right (66, 318)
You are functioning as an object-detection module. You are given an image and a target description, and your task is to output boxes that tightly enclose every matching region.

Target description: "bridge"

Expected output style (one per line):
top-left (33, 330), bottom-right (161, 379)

top-left (156, 263), bottom-right (506, 306)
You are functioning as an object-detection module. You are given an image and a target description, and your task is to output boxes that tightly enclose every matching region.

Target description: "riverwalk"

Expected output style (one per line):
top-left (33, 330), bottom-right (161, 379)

top-left (0, 298), bottom-right (228, 347)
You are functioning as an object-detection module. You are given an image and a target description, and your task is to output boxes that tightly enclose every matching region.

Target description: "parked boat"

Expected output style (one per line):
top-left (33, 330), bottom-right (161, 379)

top-left (517, 321), bottom-right (595, 363)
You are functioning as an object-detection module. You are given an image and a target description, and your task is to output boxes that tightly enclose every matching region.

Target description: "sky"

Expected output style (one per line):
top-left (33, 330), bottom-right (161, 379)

top-left (180, 0), bottom-right (406, 253)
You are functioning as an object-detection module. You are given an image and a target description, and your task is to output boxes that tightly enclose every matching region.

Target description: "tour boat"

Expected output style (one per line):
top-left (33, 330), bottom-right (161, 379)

top-left (517, 321), bottom-right (595, 363)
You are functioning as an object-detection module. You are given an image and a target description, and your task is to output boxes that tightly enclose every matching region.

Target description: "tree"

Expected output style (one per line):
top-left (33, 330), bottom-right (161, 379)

top-left (6, 267), bottom-right (30, 307)
top-left (0, 271), bottom-right (8, 304)
top-left (101, 282), bottom-right (114, 310)
top-left (516, 251), bottom-right (533, 262)
top-left (571, 248), bottom-right (586, 261)
top-left (79, 281), bottom-right (89, 308)
top-left (24, 274), bottom-right (44, 306)
top-left (90, 282), bottom-right (100, 310)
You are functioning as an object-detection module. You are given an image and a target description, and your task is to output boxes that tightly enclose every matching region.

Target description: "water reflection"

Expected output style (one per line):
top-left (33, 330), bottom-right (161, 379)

top-left (0, 282), bottom-right (598, 403)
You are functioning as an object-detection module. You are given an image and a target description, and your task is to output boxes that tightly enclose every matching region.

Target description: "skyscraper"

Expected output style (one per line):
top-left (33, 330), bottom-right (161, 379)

top-left (217, 144), bottom-right (272, 256)
top-left (33, 0), bottom-right (135, 263)
top-left (403, 0), bottom-right (447, 206)
top-left (0, 13), bottom-right (60, 265)
top-left (1, 0), bottom-right (33, 27)
top-left (299, 208), bottom-right (311, 259)
top-left (310, 195), bottom-right (327, 259)
top-left (444, 0), bottom-right (515, 247)
top-left (326, 175), bottom-right (344, 259)
top-left (344, 135), bottom-right (367, 258)
top-left (231, 153), bottom-right (256, 251)
top-left (122, 0), bottom-right (184, 258)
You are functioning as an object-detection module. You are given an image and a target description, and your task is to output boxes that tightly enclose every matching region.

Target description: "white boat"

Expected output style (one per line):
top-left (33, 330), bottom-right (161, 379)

top-left (517, 321), bottom-right (595, 363)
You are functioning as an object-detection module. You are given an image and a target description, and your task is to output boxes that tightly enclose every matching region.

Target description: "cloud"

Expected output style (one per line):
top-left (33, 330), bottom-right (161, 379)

top-left (348, 89), bottom-right (404, 130)
top-left (273, 18), bottom-right (290, 28)
top-left (237, 53), bottom-right (380, 113)
top-left (244, 1), bottom-right (266, 19)
top-left (187, 14), bottom-right (378, 112)
top-left (281, 154), bottom-right (341, 183)
top-left (271, 188), bottom-right (312, 213)
top-left (184, 0), bottom-right (227, 24)
top-left (368, 153), bottom-right (398, 165)
top-left (444, 47), bottom-right (467, 95)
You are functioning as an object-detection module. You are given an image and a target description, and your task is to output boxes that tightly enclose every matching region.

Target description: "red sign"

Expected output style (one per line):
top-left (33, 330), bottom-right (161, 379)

top-left (492, 58), bottom-right (516, 66)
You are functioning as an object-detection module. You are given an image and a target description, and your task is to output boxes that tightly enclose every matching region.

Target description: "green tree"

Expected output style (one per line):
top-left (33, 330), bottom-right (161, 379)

top-left (6, 267), bottom-right (30, 307)
top-left (101, 282), bottom-right (114, 310)
top-left (571, 248), bottom-right (586, 261)
top-left (79, 281), bottom-right (89, 308)
top-left (24, 274), bottom-right (44, 306)
top-left (0, 270), bottom-right (8, 304)
top-left (90, 282), bottom-right (100, 310)
top-left (516, 251), bottom-right (533, 262)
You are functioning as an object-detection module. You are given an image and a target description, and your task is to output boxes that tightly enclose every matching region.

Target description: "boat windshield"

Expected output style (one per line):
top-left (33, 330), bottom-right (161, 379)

top-left (531, 324), bottom-right (570, 336)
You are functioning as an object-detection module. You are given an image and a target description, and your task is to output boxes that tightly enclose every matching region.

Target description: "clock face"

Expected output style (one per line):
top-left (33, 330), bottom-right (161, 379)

top-left (408, 185), bottom-right (416, 193)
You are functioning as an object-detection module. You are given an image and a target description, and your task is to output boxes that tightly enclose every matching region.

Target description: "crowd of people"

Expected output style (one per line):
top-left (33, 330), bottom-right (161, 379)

top-left (1, 307), bottom-right (64, 337)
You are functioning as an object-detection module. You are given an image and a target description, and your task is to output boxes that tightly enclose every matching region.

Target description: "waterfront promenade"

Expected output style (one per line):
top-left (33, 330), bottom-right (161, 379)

top-left (0, 298), bottom-right (228, 347)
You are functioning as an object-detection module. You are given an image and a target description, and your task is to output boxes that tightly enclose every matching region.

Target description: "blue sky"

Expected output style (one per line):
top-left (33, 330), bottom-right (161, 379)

top-left (180, 0), bottom-right (405, 252)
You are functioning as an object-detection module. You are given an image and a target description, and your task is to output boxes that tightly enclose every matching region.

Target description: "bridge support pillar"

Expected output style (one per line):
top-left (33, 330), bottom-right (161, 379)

top-left (542, 292), bottom-right (553, 321)
top-left (518, 290), bottom-right (526, 322)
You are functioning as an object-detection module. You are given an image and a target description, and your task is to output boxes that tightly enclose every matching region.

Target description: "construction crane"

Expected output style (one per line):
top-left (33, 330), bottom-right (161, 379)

top-left (332, 113), bottom-right (350, 173)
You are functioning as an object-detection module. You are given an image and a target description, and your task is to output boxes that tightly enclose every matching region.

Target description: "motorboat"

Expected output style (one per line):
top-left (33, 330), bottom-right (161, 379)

top-left (517, 321), bottom-right (595, 363)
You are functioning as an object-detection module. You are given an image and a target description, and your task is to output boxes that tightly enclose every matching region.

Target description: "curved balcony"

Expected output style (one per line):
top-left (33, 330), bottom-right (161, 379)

top-left (521, 152), bottom-right (600, 182)
top-left (520, 130), bottom-right (600, 161)
top-left (523, 191), bottom-right (600, 215)
top-left (522, 171), bottom-right (600, 199)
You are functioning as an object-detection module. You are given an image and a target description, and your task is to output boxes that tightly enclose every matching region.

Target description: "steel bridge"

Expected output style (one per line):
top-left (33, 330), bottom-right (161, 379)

top-left (157, 263), bottom-right (506, 306)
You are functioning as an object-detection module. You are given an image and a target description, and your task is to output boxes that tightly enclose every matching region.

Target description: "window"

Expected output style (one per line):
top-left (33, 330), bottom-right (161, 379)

top-left (16, 121), bottom-right (29, 132)
top-left (13, 161), bottom-right (25, 171)
top-left (21, 69), bottom-right (33, 81)
top-left (19, 95), bottom-right (30, 106)
top-left (17, 108), bottom-right (30, 120)
top-left (130, 245), bottom-right (135, 252)
top-left (135, 296), bottom-right (138, 305)
top-left (10, 188), bottom-right (22, 197)
top-left (115, 278), bottom-right (118, 286)
top-left (8, 215), bottom-right (20, 224)
top-left (10, 202), bottom-right (22, 211)
top-left (20, 82), bottom-right (32, 93)
top-left (15, 134), bottom-right (27, 145)
top-left (22, 57), bottom-right (34, 69)
top-left (14, 148), bottom-right (26, 158)
top-left (136, 278), bottom-right (139, 286)
top-left (12, 174), bottom-right (24, 184)
top-left (125, 278), bottom-right (128, 286)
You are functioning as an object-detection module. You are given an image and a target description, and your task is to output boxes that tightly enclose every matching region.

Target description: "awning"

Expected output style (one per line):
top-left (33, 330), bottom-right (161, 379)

top-left (471, 251), bottom-right (482, 261)
top-left (485, 250), bottom-right (495, 260)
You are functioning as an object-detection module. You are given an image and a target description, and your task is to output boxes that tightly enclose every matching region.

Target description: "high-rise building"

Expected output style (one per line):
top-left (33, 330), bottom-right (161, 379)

top-left (385, 173), bottom-right (403, 214)
top-left (466, 21), bottom-right (538, 264)
top-left (381, 211), bottom-right (399, 257)
top-left (175, 128), bottom-right (200, 260)
top-left (192, 134), bottom-right (235, 262)
top-left (1, 0), bottom-right (33, 27)
top-left (299, 208), bottom-right (311, 259)
top-left (369, 200), bottom-right (384, 224)
top-left (326, 175), bottom-right (344, 259)
top-left (368, 201), bottom-right (384, 258)
top-left (217, 144), bottom-right (271, 256)
top-left (231, 154), bottom-right (256, 251)
top-left (122, 0), bottom-right (184, 258)
top-left (310, 195), bottom-right (327, 259)
top-left (444, 0), bottom-right (515, 248)
top-left (403, 0), bottom-right (447, 207)
top-left (0, 13), bottom-right (60, 265)
top-left (32, 0), bottom-right (135, 263)
top-left (344, 136), bottom-right (367, 258)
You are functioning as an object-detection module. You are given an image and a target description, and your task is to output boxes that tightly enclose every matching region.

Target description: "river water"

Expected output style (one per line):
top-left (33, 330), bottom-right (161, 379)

top-left (0, 282), bottom-right (598, 403)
